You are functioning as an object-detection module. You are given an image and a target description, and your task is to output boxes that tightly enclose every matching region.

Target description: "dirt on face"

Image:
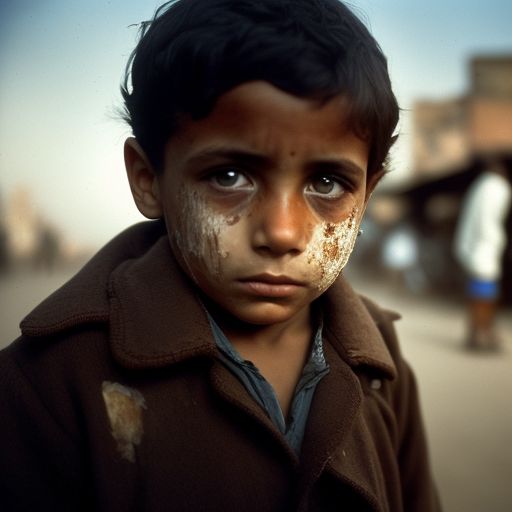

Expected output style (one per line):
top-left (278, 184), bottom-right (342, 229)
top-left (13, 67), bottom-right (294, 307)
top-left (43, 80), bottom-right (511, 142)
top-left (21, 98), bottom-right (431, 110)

top-left (306, 206), bottom-right (359, 292)
top-left (172, 185), bottom-right (360, 295)
top-left (173, 187), bottom-right (230, 281)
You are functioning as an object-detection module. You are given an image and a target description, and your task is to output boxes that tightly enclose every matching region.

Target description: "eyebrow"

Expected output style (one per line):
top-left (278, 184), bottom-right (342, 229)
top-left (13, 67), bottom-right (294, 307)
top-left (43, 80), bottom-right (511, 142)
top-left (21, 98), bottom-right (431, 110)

top-left (305, 158), bottom-right (366, 179)
top-left (185, 146), bottom-right (366, 176)
top-left (185, 147), bottom-right (272, 168)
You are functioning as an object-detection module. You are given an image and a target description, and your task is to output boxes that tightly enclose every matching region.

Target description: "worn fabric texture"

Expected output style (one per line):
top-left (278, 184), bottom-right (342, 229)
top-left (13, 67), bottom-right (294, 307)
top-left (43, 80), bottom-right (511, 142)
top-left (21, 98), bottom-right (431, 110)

top-left (0, 221), bottom-right (441, 512)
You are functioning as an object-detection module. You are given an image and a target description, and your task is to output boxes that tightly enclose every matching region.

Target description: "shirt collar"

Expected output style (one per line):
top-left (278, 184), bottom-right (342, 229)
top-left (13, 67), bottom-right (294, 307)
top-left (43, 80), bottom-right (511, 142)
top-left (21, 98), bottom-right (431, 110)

top-left (207, 310), bottom-right (328, 375)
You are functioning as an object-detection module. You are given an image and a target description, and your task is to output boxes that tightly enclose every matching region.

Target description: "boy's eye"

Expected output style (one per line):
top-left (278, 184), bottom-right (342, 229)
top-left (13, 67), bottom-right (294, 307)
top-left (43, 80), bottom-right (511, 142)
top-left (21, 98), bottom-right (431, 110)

top-left (306, 176), bottom-right (345, 198)
top-left (210, 169), bottom-right (252, 190)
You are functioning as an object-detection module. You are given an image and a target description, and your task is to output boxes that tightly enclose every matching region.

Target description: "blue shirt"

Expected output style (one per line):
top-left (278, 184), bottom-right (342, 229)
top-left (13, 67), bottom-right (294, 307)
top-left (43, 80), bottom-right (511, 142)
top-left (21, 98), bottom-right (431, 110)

top-left (207, 313), bottom-right (330, 455)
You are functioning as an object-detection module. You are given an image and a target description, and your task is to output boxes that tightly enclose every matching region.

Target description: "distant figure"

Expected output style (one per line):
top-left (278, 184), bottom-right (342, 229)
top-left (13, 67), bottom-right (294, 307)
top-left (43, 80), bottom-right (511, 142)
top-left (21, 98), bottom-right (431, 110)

top-left (454, 157), bottom-right (512, 351)
top-left (381, 223), bottom-right (426, 293)
top-left (33, 225), bottom-right (60, 272)
top-left (0, 223), bottom-right (8, 273)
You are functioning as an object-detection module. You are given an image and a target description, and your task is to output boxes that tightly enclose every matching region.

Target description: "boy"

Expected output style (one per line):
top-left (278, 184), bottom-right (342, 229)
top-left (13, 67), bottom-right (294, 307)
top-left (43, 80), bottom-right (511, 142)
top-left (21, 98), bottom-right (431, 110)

top-left (0, 0), bottom-right (441, 510)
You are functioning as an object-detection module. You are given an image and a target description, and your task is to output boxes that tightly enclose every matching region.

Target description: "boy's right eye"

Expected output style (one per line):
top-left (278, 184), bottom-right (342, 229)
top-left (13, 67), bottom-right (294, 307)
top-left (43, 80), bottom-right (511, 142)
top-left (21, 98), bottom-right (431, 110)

top-left (209, 169), bottom-right (253, 190)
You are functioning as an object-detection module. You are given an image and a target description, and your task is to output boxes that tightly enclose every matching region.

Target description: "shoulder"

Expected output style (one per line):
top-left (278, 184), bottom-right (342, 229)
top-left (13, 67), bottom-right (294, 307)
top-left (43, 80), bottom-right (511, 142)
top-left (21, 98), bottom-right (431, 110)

top-left (16, 220), bottom-right (166, 338)
top-left (322, 277), bottom-right (402, 380)
top-left (2, 217), bottom-right (215, 375)
top-left (358, 294), bottom-right (403, 357)
top-left (358, 293), bottom-right (401, 325)
top-left (0, 220), bottom-right (168, 400)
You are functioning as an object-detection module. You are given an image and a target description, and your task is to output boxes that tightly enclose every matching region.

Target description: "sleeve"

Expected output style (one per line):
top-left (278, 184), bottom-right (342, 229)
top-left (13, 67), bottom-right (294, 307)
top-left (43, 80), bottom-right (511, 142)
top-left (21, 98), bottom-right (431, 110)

top-left (0, 346), bottom-right (94, 511)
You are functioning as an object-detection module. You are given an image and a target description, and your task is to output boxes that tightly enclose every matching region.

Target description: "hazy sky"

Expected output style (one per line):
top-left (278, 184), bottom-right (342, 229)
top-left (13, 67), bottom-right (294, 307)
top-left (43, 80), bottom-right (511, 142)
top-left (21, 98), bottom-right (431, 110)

top-left (1, 0), bottom-right (511, 247)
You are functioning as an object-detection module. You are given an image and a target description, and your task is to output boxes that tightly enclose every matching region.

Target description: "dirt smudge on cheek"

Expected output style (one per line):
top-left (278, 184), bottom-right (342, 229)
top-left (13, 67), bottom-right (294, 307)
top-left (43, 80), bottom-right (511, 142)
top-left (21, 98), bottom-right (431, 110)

top-left (225, 214), bottom-right (241, 226)
top-left (306, 206), bottom-right (359, 292)
top-left (174, 188), bottom-right (234, 279)
top-left (102, 381), bottom-right (147, 462)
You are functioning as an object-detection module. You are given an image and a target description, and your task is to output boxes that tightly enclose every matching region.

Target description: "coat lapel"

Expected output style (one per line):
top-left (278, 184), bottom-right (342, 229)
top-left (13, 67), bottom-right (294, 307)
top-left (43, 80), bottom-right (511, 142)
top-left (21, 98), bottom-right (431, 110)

top-left (321, 277), bottom-right (397, 378)
top-left (297, 340), bottom-right (362, 485)
top-left (297, 340), bottom-right (388, 511)
top-left (107, 236), bottom-right (218, 368)
top-left (209, 361), bottom-right (299, 464)
top-left (295, 276), bottom-right (397, 510)
top-left (20, 221), bottom-right (166, 337)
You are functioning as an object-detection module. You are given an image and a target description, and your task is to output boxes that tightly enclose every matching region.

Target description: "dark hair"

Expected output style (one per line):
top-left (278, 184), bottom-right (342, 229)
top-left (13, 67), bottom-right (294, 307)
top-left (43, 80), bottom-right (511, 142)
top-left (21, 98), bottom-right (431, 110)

top-left (121, 0), bottom-right (399, 176)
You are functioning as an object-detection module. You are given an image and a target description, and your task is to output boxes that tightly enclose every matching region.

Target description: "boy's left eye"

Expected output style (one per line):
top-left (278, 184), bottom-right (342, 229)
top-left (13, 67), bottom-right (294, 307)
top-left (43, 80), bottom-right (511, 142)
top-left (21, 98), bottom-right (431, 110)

top-left (306, 176), bottom-right (345, 198)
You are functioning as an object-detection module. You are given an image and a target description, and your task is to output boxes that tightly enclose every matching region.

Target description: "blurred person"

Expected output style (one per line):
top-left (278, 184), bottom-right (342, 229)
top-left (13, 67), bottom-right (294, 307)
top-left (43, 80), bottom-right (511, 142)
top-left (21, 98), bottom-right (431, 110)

top-left (0, 225), bottom-right (8, 273)
top-left (0, 192), bottom-right (9, 273)
top-left (454, 156), bottom-right (512, 351)
top-left (32, 223), bottom-right (61, 272)
top-left (381, 222), bottom-right (428, 293)
top-left (0, 1), bottom-right (441, 510)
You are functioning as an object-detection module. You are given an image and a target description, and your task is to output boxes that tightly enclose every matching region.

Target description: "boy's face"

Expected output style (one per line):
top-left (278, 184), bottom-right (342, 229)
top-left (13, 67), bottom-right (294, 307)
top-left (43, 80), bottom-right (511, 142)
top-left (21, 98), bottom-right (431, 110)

top-left (129, 81), bottom-right (381, 327)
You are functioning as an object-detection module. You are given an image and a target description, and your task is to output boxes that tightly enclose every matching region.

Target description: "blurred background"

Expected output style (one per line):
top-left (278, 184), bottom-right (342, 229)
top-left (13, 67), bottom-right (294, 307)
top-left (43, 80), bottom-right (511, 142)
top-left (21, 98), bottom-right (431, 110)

top-left (1, 1), bottom-right (511, 510)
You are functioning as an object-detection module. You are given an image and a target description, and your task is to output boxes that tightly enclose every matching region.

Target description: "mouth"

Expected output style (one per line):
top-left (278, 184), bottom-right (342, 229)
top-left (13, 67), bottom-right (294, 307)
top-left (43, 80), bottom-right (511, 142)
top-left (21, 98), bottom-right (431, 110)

top-left (237, 274), bottom-right (305, 298)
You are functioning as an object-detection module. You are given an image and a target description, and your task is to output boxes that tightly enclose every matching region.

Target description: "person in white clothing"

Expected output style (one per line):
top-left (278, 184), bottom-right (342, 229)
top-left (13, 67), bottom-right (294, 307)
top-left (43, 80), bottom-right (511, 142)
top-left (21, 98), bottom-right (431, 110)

top-left (454, 157), bottom-right (512, 350)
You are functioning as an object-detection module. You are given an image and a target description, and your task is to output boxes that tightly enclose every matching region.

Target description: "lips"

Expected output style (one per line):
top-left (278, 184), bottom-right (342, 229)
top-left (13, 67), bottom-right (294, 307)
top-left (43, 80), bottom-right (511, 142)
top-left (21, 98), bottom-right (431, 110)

top-left (240, 274), bottom-right (304, 285)
top-left (237, 274), bottom-right (305, 298)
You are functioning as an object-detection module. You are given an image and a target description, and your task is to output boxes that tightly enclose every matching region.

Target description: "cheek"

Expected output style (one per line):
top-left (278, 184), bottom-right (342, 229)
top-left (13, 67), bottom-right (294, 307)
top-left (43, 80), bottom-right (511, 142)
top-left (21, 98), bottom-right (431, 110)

top-left (172, 189), bottom-right (230, 281)
top-left (171, 188), bottom-right (246, 282)
top-left (305, 206), bottom-right (359, 292)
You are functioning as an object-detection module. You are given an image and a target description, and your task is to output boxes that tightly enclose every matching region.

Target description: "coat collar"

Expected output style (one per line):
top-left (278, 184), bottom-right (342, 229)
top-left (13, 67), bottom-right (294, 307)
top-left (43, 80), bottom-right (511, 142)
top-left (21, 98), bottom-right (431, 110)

top-left (319, 278), bottom-right (397, 380)
top-left (20, 221), bottom-right (166, 337)
top-left (20, 221), bottom-right (397, 378)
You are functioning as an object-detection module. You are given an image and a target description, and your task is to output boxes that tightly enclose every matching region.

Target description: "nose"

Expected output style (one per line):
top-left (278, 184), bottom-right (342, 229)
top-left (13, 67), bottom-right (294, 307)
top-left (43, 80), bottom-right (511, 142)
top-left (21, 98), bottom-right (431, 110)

top-left (251, 192), bottom-right (311, 257)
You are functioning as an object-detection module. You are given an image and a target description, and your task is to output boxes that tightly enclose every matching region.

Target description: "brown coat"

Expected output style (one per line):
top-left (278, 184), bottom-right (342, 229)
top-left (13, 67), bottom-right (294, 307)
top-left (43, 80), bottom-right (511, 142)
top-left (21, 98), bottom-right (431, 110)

top-left (0, 221), bottom-right (441, 511)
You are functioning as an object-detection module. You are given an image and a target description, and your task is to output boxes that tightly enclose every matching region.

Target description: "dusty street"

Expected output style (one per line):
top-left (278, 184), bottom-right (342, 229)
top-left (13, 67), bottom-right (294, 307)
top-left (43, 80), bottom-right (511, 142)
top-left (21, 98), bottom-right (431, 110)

top-left (1, 265), bottom-right (511, 511)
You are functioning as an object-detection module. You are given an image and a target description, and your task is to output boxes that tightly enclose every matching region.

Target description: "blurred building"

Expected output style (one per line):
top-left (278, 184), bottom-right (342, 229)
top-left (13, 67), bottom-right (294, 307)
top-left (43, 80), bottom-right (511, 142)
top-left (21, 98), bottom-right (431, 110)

top-left (4, 186), bottom-right (41, 262)
top-left (364, 55), bottom-right (512, 300)
top-left (414, 56), bottom-right (512, 174)
top-left (1, 185), bottom-right (90, 272)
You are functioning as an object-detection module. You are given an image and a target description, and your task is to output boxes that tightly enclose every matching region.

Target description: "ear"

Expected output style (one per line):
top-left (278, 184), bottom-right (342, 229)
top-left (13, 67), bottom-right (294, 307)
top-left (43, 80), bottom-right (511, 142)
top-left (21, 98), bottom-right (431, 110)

top-left (124, 137), bottom-right (163, 219)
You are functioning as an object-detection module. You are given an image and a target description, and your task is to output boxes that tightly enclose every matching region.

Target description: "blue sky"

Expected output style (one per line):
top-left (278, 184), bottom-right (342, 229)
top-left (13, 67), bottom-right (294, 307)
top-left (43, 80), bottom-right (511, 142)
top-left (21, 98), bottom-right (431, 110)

top-left (1, 0), bottom-right (511, 247)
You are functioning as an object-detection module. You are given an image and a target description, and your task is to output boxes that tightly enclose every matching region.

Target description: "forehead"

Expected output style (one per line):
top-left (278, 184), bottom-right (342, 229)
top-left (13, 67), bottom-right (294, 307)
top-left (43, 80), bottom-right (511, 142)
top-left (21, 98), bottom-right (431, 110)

top-left (164, 81), bottom-right (369, 174)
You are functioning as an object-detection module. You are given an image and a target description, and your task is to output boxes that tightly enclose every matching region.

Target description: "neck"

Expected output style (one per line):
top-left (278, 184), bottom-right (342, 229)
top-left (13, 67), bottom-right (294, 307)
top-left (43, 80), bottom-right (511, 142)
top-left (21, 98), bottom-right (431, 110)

top-left (204, 300), bottom-right (313, 349)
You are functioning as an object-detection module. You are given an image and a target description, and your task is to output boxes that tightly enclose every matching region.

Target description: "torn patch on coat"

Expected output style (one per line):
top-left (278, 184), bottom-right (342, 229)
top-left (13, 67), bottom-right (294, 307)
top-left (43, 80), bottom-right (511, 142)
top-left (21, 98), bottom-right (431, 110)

top-left (102, 381), bottom-right (147, 462)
